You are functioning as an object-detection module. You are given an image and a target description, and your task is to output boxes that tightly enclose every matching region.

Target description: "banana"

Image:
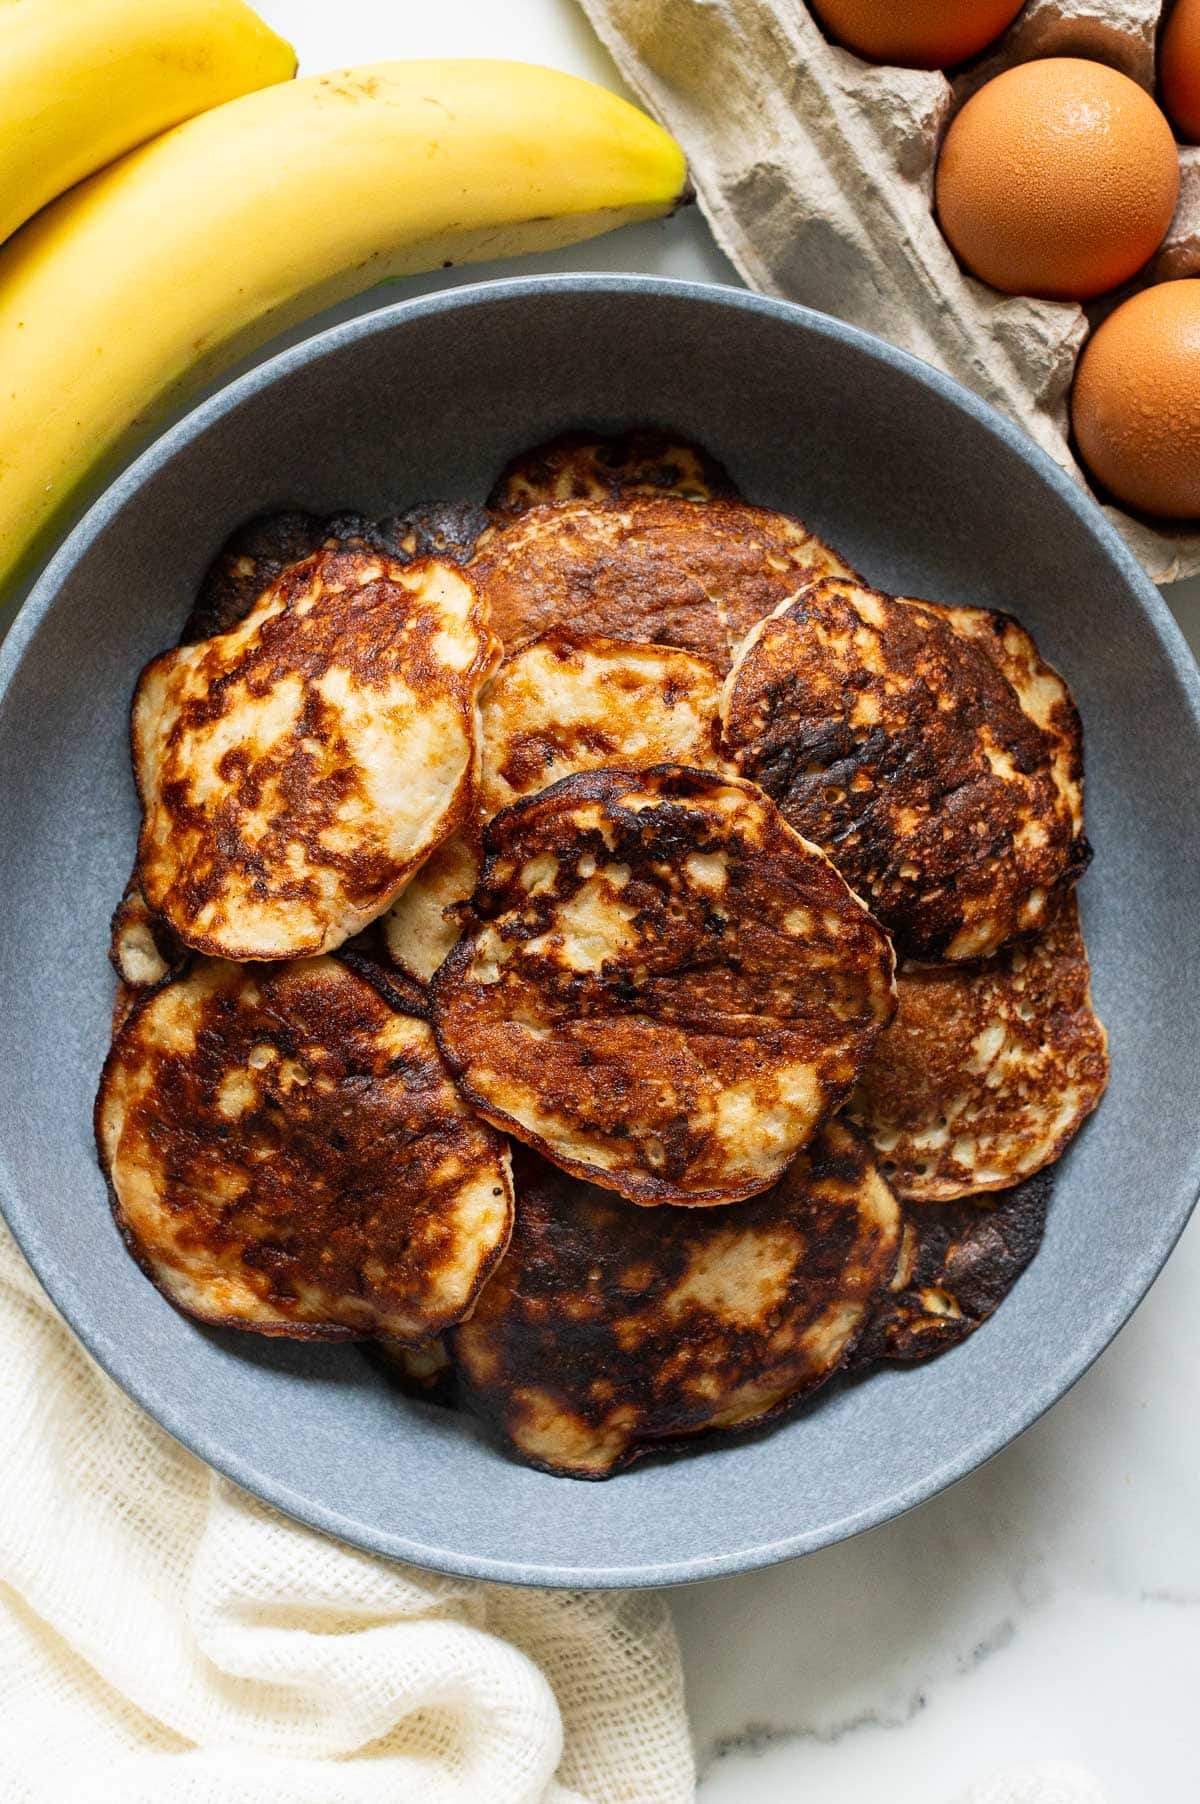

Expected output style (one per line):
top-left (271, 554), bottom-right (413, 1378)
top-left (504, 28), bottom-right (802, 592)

top-left (0, 59), bottom-right (687, 598)
top-left (0, 0), bottom-right (295, 245)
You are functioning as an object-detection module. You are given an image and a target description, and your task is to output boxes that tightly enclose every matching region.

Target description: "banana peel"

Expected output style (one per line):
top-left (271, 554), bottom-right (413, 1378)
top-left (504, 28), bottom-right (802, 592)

top-left (0, 60), bottom-right (689, 604)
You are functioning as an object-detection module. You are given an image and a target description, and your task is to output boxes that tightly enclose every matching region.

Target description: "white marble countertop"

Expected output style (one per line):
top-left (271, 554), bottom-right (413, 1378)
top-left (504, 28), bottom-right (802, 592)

top-left (65, 3), bottom-right (1200, 1797)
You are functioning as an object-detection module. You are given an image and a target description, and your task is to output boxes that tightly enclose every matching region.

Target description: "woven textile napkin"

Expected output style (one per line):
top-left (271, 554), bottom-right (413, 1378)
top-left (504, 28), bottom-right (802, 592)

top-left (0, 1200), bottom-right (1113, 1801)
top-left (0, 1220), bottom-right (693, 1804)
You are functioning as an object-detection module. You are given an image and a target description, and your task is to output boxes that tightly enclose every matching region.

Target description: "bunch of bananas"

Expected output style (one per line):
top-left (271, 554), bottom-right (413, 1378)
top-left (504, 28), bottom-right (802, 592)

top-left (0, 0), bottom-right (687, 598)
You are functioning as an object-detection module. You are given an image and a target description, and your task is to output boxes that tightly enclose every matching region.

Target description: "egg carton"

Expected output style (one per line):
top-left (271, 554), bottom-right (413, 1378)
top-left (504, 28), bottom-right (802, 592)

top-left (578, 0), bottom-right (1199, 583)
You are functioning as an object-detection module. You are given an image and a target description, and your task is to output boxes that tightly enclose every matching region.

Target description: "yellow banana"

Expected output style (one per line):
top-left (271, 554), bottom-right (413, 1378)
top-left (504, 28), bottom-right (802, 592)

top-left (0, 59), bottom-right (687, 598)
top-left (0, 0), bottom-right (295, 245)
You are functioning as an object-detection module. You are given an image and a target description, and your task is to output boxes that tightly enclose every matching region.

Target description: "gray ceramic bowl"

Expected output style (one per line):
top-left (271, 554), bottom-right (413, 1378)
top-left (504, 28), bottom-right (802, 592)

top-left (2, 275), bottom-right (1199, 1588)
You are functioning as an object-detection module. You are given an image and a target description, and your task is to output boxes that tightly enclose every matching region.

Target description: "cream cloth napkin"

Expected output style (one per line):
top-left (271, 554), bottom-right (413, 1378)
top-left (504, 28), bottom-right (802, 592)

top-left (0, 1214), bottom-right (1114, 1803)
top-left (0, 1221), bottom-right (693, 1804)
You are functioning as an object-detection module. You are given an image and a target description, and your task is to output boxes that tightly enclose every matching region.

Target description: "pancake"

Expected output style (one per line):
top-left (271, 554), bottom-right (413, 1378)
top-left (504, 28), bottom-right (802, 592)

top-left (852, 1169), bottom-right (1053, 1365)
top-left (370, 1336), bottom-right (456, 1406)
top-left (468, 494), bottom-right (858, 670)
top-left (95, 955), bottom-right (513, 1342)
top-left (431, 765), bottom-right (896, 1206)
top-left (385, 498), bottom-right (490, 566)
top-left (479, 632), bottom-right (730, 814)
top-left (110, 876), bottom-right (183, 992)
top-left (917, 600), bottom-right (1086, 851)
top-left (133, 548), bottom-right (499, 961)
top-left (183, 503), bottom-right (488, 645)
top-left (847, 891), bottom-right (1108, 1200)
top-left (721, 577), bottom-right (1089, 960)
top-left (109, 877), bottom-right (185, 1031)
top-left (184, 511), bottom-right (359, 643)
top-left (383, 829), bottom-right (483, 984)
top-left (383, 632), bottom-right (731, 983)
top-left (453, 1126), bottom-right (902, 1478)
top-left (488, 427), bottom-right (737, 513)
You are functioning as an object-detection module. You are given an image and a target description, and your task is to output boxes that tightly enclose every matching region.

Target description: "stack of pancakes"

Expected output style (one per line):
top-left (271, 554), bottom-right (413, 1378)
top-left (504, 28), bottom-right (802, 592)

top-left (96, 429), bottom-right (1108, 1479)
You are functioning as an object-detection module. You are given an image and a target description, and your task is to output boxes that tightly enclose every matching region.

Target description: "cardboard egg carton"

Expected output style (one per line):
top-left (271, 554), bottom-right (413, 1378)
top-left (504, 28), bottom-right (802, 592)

top-left (579, 0), bottom-right (1200, 582)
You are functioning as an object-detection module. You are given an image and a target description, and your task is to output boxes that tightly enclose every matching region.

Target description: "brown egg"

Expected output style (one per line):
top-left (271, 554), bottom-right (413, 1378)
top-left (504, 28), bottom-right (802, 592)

top-left (936, 59), bottom-right (1180, 300)
top-left (1072, 280), bottom-right (1200, 520)
top-left (1162, 0), bottom-right (1200, 143)
top-left (810, 0), bottom-right (1024, 68)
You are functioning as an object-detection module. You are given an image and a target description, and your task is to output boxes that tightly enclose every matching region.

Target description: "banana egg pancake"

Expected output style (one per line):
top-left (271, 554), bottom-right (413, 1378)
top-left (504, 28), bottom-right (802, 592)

top-left (852, 1169), bottom-right (1052, 1365)
top-left (468, 494), bottom-right (858, 670)
top-left (93, 421), bottom-right (1108, 1478)
top-left (721, 577), bottom-right (1088, 961)
top-left (133, 548), bottom-right (499, 961)
top-left (917, 600), bottom-right (1087, 852)
top-left (432, 765), bottom-right (896, 1206)
top-left (370, 1336), bottom-right (457, 1406)
top-left (453, 1127), bottom-right (902, 1478)
top-left (488, 427), bottom-right (737, 513)
top-left (183, 510), bottom-right (358, 643)
top-left (847, 892), bottom-right (1108, 1200)
top-left (110, 876), bottom-right (183, 993)
top-left (183, 503), bottom-right (489, 645)
top-left (383, 632), bottom-right (731, 983)
top-left (383, 829), bottom-right (483, 984)
top-left (481, 632), bottom-right (730, 813)
top-left (95, 956), bottom-right (513, 1342)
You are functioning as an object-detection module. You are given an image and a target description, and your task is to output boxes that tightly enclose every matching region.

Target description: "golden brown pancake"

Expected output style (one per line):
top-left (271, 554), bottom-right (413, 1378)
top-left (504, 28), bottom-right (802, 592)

top-left (852, 1169), bottom-right (1053, 1365)
top-left (847, 891), bottom-right (1107, 1199)
top-left (108, 877), bottom-right (185, 1031)
top-left (183, 511), bottom-right (350, 643)
top-left (479, 631), bottom-right (730, 814)
top-left (95, 956), bottom-right (513, 1342)
top-left (183, 503), bottom-right (488, 644)
top-left (110, 876), bottom-right (183, 992)
top-left (382, 829), bottom-right (484, 985)
top-left (383, 632), bottom-right (731, 983)
top-left (917, 600), bottom-right (1086, 850)
top-left (469, 494), bottom-right (858, 670)
top-left (369, 1336), bottom-right (456, 1406)
top-left (133, 548), bottom-right (499, 961)
top-left (721, 578), bottom-right (1089, 960)
top-left (431, 765), bottom-right (896, 1206)
top-left (454, 1126), bottom-right (902, 1478)
top-left (488, 427), bottom-right (737, 513)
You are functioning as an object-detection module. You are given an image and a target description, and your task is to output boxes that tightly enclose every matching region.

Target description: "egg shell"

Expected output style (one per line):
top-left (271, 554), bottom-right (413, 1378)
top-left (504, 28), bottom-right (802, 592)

top-left (936, 57), bottom-right (1180, 301)
top-left (1072, 279), bottom-right (1200, 520)
top-left (810, 0), bottom-right (1025, 69)
top-left (1162, 0), bottom-right (1200, 144)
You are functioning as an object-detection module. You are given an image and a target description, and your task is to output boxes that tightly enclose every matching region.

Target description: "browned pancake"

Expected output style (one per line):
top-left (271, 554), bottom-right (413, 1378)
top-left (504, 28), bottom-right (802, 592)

top-left (369, 1337), bottom-right (456, 1407)
top-left (468, 494), bottom-right (858, 669)
top-left (383, 830), bottom-right (484, 985)
top-left (183, 511), bottom-right (348, 643)
top-left (478, 632), bottom-right (730, 814)
top-left (133, 548), bottom-right (499, 960)
top-left (110, 876), bottom-right (184, 992)
top-left (454, 1127), bottom-right (902, 1478)
top-left (383, 632), bottom-right (731, 983)
top-left (852, 1169), bottom-right (1053, 1364)
top-left (721, 578), bottom-right (1089, 960)
top-left (431, 765), bottom-right (896, 1206)
top-left (183, 503), bottom-right (488, 644)
top-left (95, 956), bottom-right (513, 1342)
top-left (847, 891), bottom-right (1108, 1199)
top-left (912, 601), bottom-right (1086, 852)
top-left (488, 427), bottom-right (738, 513)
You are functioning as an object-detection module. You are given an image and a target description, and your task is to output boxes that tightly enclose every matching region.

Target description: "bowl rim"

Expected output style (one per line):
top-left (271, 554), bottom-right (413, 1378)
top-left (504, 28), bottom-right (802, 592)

top-left (3, 271), bottom-right (1200, 1589)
